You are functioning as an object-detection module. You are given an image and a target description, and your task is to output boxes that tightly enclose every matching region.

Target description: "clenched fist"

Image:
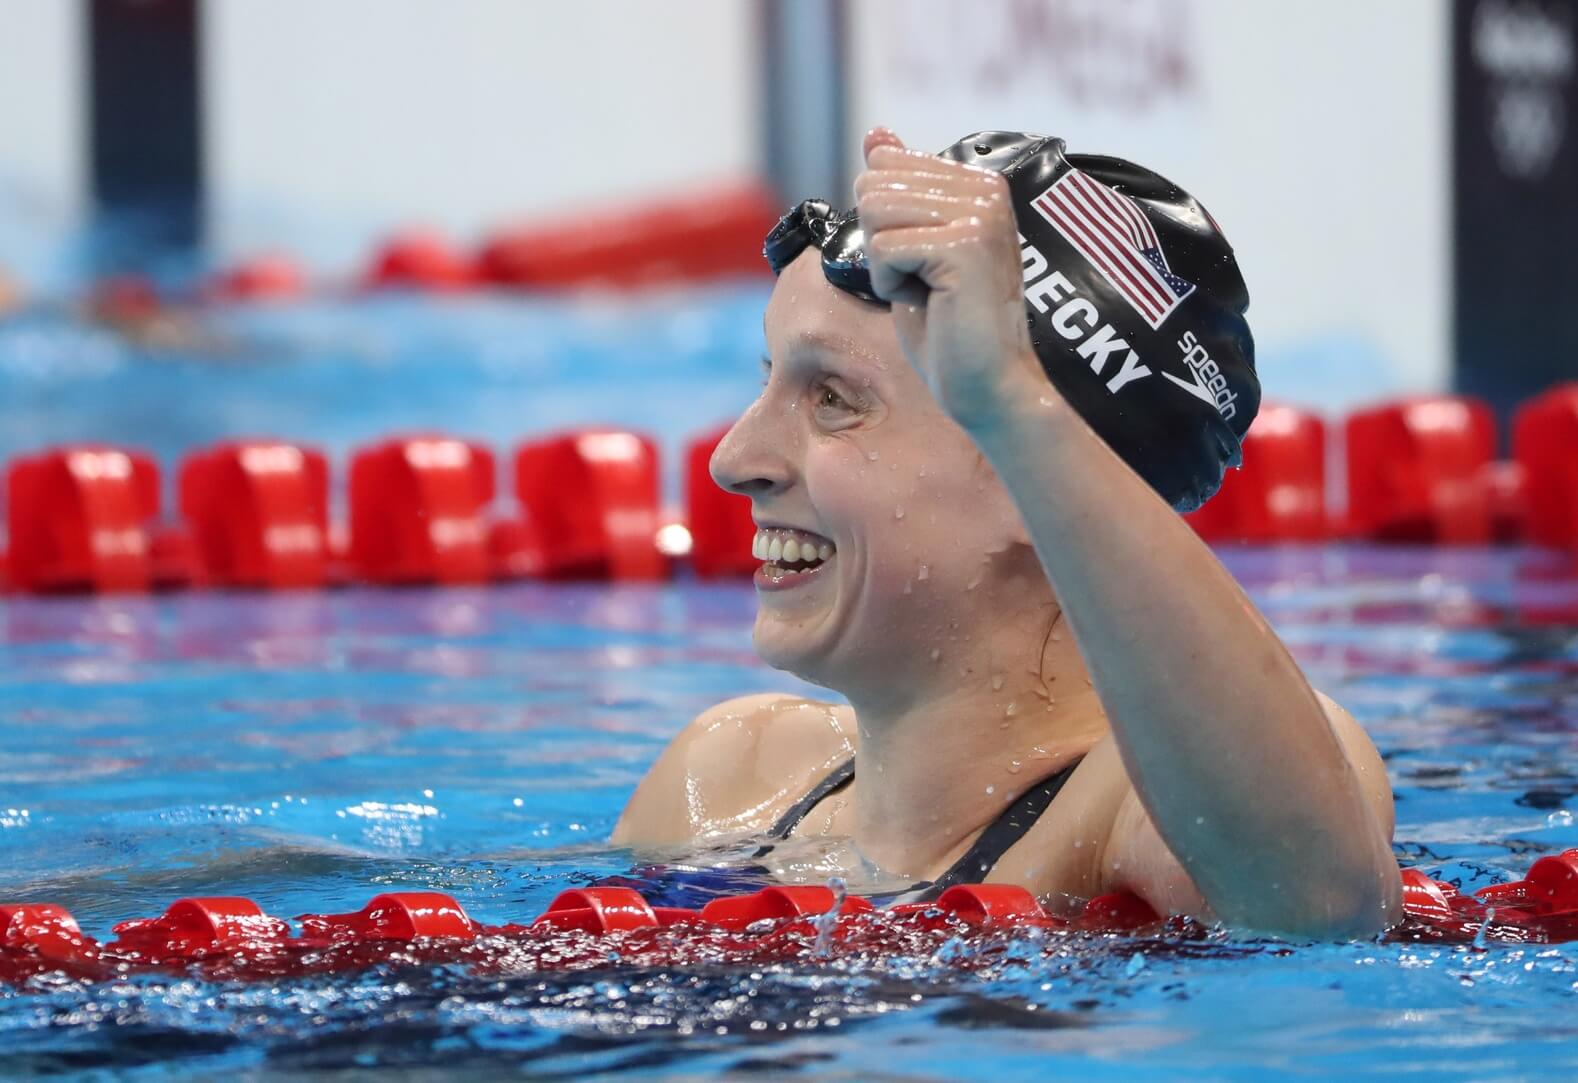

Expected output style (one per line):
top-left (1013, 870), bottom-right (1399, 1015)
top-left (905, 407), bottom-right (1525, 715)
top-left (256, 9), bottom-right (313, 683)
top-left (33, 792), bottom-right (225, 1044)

top-left (854, 128), bottom-right (1047, 433)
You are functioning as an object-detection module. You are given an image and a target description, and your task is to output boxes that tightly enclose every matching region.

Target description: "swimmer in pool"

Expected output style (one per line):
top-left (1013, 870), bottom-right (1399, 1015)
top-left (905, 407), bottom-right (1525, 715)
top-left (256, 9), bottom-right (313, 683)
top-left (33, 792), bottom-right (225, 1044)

top-left (613, 129), bottom-right (1401, 937)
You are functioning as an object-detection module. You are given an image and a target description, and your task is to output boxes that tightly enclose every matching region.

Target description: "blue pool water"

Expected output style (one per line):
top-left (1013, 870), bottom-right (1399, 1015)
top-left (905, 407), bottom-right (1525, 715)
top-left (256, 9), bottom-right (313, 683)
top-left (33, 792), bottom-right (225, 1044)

top-left (3, 294), bottom-right (1578, 1077)
top-left (2, 549), bottom-right (1577, 1078)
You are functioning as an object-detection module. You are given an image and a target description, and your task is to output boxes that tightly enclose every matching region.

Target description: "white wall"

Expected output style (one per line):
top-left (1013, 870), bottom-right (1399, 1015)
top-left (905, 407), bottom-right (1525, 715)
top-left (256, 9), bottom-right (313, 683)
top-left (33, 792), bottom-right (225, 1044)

top-left (204, 0), bottom-right (759, 274)
top-left (0, 0), bottom-right (84, 285)
top-left (849, 0), bottom-right (1451, 411)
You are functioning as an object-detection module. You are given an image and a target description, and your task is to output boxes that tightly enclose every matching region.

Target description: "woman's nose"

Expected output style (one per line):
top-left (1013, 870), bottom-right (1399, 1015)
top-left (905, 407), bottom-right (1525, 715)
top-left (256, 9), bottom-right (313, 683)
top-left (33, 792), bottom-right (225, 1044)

top-left (710, 405), bottom-right (792, 499)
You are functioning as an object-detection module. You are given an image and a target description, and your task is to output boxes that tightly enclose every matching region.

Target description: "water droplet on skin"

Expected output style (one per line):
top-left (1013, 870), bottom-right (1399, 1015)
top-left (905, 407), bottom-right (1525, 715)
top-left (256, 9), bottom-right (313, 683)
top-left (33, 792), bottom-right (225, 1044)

top-left (1008, 760), bottom-right (1022, 774)
top-left (929, 648), bottom-right (941, 662)
top-left (991, 674), bottom-right (1004, 691)
top-left (965, 577), bottom-right (981, 591)
top-left (894, 507), bottom-right (905, 520)
top-left (917, 564), bottom-right (930, 581)
top-left (985, 785), bottom-right (995, 795)
top-left (867, 450), bottom-right (879, 461)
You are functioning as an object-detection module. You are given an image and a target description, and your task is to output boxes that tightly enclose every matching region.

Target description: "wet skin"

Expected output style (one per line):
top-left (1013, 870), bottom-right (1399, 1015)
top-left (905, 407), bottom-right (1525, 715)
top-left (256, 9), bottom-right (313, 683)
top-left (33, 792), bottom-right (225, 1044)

top-left (614, 129), bottom-right (1402, 938)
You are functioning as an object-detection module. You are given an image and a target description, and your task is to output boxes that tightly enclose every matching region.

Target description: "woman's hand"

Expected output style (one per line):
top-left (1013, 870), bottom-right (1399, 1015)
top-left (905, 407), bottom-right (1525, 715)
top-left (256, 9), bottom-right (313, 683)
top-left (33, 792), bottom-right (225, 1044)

top-left (854, 127), bottom-right (1046, 432)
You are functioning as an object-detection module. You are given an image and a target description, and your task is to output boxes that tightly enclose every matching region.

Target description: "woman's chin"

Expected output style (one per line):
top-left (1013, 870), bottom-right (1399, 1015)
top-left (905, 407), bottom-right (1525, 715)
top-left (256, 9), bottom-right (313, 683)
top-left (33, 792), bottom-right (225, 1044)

top-left (752, 617), bottom-right (834, 684)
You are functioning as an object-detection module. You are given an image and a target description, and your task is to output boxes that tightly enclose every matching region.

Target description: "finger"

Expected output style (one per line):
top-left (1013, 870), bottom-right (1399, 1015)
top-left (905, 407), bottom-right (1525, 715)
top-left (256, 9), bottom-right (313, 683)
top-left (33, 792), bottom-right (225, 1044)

top-left (857, 189), bottom-right (990, 231)
top-left (855, 165), bottom-right (1000, 201)
top-left (866, 222), bottom-right (969, 303)
top-left (863, 127), bottom-right (906, 161)
top-left (867, 142), bottom-right (988, 179)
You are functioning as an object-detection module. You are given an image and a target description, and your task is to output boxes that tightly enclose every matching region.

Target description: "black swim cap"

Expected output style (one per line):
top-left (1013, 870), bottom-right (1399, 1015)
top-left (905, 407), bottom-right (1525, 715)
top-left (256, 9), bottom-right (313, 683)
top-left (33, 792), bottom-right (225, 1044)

top-left (764, 131), bottom-right (1259, 512)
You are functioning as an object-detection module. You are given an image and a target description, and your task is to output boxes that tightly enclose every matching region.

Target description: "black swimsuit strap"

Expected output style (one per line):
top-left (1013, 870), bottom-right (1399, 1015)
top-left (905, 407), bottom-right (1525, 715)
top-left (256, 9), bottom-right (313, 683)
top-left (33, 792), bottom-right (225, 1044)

top-left (903, 757), bottom-right (1083, 902)
top-left (763, 756), bottom-right (856, 841)
top-left (753, 753), bottom-right (1084, 899)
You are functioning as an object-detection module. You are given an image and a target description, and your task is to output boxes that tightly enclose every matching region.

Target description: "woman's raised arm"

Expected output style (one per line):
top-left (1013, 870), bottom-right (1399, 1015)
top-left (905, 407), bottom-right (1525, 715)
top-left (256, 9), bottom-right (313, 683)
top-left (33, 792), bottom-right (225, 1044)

top-left (855, 128), bottom-right (1400, 936)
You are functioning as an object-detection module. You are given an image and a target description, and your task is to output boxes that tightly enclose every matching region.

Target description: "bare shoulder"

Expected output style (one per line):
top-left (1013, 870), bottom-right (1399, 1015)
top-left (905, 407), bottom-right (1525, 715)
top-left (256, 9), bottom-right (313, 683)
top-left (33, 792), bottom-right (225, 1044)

top-left (611, 693), bottom-right (857, 848)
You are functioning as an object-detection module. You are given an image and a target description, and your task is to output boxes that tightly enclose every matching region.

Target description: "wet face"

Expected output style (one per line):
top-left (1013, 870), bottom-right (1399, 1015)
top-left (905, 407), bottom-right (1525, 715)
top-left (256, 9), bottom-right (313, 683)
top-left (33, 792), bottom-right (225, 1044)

top-left (710, 251), bottom-right (1033, 700)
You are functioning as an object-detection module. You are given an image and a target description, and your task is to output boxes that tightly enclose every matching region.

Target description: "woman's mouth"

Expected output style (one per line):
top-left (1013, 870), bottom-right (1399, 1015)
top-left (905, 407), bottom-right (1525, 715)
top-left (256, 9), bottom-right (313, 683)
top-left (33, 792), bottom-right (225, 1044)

top-left (752, 527), bottom-right (835, 591)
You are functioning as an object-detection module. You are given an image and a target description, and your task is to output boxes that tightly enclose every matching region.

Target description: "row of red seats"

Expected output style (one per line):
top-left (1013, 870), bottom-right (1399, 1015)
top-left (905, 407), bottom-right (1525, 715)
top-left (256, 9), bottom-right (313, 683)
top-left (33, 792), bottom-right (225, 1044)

top-left (3, 387), bottom-right (1576, 594)
top-left (1188, 386), bottom-right (1578, 546)
top-left (3, 851), bottom-right (1575, 985)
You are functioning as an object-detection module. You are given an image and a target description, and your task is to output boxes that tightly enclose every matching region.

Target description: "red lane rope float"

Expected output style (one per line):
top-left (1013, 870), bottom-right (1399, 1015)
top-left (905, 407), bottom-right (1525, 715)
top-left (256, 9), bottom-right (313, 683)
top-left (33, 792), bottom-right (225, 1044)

top-left (348, 436), bottom-right (497, 586)
top-left (180, 441), bottom-right (332, 590)
top-left (1345, 396), bottom-right (1501, 544)
top-left (1186, 403), bottom-right (1328, 543)
top-left (513, 430), bottom-right (666, 580)
top-left (5, 853), bottom-right (1577, 987)
top-left (5, 388), bottom-right (1578, 596)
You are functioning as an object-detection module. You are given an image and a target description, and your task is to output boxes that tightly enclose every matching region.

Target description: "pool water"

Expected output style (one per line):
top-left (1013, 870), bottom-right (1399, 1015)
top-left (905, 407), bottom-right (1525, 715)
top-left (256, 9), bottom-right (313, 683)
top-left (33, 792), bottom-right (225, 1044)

top-left (3, 546), bottom-right (1578, 1078)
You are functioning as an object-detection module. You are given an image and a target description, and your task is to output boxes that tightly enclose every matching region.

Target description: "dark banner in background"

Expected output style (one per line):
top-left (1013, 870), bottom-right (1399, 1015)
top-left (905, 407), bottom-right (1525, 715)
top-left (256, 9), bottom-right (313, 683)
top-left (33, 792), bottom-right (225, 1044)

top-left (1454, 0), bottom-right (1578, 429)
top-left (89, 0), bottom-right (202, 261)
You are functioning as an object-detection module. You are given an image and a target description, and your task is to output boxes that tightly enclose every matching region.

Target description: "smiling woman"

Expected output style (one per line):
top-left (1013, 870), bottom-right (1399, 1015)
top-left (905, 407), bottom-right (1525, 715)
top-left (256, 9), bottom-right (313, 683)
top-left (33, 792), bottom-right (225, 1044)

top-left (612, 128), bottom-right (1401, 938)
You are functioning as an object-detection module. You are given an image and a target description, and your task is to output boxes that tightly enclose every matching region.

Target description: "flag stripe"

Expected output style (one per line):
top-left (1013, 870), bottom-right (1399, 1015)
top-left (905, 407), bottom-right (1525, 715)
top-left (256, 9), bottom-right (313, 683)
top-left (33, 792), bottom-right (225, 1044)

top-left (1058, 177), bottom-right (1178, 306)
top-left (1076, 171), bottom-right (1153, 250)
top-left (1030, 168), bottom-right (1193, 329)
top-left (1050, 182), bottom-right (1174, 313)
top-left (1037, 194), bottom-right (1166, 322)
top-left (1083, 174), bottom-right (1160, 253)
top-left (1034, 193), bottom-right (1166, 322)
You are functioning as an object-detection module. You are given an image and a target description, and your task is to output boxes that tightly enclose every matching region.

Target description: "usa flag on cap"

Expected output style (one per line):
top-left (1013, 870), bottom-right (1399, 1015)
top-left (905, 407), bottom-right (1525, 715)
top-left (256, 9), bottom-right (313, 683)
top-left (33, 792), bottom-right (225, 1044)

top-left (1031, 169), bottom-right (1195, 330)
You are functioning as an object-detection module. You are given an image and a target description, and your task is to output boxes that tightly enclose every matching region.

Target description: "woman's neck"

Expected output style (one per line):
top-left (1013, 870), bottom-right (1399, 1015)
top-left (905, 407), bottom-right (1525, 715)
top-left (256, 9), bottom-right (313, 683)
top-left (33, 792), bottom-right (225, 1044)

top-left (842, 619), bottom-right (1108, 878)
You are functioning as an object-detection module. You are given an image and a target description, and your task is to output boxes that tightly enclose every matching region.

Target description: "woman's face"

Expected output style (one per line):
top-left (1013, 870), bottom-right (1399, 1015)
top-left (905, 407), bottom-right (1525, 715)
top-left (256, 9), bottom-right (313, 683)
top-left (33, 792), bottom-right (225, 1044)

top-left (711, 250), bottom-right (1032, 698)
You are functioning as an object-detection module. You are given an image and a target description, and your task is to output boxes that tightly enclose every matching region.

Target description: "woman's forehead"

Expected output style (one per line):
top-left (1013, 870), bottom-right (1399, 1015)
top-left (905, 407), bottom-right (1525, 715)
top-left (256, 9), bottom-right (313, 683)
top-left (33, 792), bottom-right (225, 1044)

top-left (765, 254), bottom-right (895, 370)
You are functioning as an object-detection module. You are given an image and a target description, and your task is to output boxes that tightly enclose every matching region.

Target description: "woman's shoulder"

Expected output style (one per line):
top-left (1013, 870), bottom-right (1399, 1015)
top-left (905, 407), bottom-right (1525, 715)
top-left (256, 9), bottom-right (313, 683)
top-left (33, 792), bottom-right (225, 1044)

top-left (611, 694), bottom-right (857, 847)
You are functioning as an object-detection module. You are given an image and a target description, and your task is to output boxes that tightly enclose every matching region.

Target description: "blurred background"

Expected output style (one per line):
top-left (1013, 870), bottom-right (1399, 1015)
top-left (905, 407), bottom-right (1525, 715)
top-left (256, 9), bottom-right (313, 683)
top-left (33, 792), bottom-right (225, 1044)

top-left (0, 0), bottom-right (1573, 488)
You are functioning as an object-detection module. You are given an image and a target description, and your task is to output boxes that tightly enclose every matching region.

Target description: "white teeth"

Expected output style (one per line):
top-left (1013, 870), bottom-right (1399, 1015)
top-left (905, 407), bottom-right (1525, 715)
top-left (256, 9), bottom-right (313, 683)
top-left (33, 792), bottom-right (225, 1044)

top-left (752, 527), bottom-right (836, 567)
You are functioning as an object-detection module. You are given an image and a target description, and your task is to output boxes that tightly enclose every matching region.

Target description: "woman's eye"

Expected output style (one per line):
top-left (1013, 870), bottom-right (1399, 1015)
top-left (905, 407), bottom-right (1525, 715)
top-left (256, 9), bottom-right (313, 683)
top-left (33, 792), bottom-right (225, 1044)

top-left (816, 386), bottom-right (852, 411)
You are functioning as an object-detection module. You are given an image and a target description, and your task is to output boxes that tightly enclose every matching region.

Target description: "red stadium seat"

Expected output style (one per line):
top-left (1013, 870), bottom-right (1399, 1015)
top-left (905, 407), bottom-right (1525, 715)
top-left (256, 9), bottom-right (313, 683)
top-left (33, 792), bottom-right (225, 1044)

top-left (684, 423), bottom-right (756, 577)
top-left (1514, 383), bottom-right (1578, 551)
top-left (513, 430), bottom-right (665, 580)
top-left (1187, 403), bottom-right (1328, 542)
top-left (365, 231), bottom-right (474, 291)
top-left (4, 446), bottom-right (161, 593)
top-left (348, 436), bottom-right (496, 585)
top-left (476, 184), bottom-right (780, 290)
top-left (88, 275), bottom-right (162, 324)
top-left (179, 441), bottom-right (331, 589)
top-left (1344, 396), bottom-right (1497, 543)
top-left (207, 255), bottom-right (306, 302)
